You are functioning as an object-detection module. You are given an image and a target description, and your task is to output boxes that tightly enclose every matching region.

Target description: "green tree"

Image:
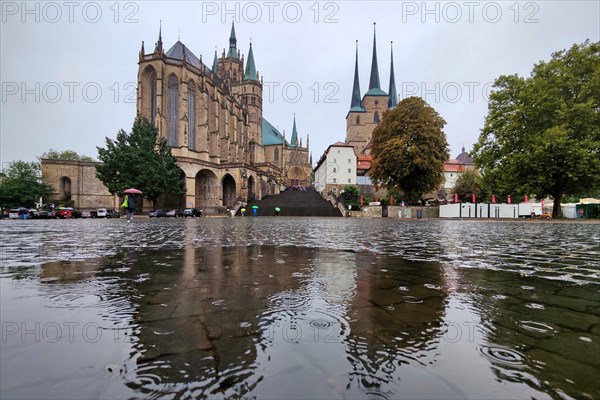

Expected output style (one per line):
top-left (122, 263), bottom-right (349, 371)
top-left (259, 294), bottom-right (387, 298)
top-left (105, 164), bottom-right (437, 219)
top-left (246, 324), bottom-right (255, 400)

top-left (369, 96), bottom-right (449, 203)
top-left (473, 41), bottom-right (600, 218)
top-left (40, 149), bottom-right (94, 162)
top-left (452, 170), bottom-right (487, 202)
top-left (0, 161), bottom-right (53, 208)
top-left (96, 116), bottom-right (185, 209)
top-left (340, 185), bottom-right (360, 207)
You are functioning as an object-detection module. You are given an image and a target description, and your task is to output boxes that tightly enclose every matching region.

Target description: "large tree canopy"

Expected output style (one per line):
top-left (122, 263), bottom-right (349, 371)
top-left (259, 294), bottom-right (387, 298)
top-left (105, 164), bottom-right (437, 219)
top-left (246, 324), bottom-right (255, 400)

top-left (0, 161), bottom-right (53, 208)
top-left (40, 149), bottom-right (94, 162)
top-left (473, 41), bottom-right (600, 217)
top-left (369, 96), bottom-right (449, 203)
top-left (96, 116), bottom-right (185, 208)
top-left (452, 170), bottom-right (487, 202)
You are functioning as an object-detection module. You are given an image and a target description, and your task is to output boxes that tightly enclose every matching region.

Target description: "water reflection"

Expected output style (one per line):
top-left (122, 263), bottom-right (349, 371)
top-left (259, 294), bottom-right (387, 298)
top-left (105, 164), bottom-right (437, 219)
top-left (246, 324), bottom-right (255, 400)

top-left (1, 218), bottom-right (599, 399)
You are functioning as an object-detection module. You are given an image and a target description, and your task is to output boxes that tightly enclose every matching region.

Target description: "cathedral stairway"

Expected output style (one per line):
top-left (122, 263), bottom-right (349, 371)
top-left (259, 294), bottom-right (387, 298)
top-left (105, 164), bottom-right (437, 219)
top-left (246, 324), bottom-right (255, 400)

top-left (243, 188), bottom-right (342, 217)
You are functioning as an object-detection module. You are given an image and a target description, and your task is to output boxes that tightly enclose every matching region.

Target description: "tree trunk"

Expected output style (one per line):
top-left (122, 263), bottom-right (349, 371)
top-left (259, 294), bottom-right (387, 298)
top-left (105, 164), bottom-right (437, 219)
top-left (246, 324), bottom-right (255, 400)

top-left (552, 193), bottom-right (562, 218)
top-left (152, 198), bottom-right (157, 211)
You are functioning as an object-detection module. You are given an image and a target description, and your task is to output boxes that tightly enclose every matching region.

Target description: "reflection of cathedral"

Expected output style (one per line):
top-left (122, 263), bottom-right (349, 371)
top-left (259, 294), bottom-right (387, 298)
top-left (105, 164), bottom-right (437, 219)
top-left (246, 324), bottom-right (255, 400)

top-left (137, 23), bottom-right (312, 210)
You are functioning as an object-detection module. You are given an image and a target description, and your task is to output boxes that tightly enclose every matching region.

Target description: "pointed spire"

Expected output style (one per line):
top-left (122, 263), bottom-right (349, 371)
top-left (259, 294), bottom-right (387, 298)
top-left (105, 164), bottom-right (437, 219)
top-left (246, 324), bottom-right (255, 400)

top-left (290, 114), bottom-right (298, 147)
top-left (227, 21), bottom-right (238, 59)
top-left (244, 42), bottom-right (257, 81)
top-left (307, 134), bottom-right (310, 149)
top-left (155, 20), bottom-right (163, 53)
top-left (369, 23), bottom-right (381, 91)
top-left (350, 40), bottom-right (365, 112)
top-left (212, 49), bottom-right (218, 74)
top-left (388, 41), bottom-right (398, 108)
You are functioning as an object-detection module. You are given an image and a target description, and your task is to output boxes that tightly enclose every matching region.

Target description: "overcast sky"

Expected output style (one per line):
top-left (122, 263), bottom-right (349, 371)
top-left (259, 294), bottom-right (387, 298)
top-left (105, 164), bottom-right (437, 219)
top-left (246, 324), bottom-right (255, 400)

top-left (1, 1), bottom-right (599, 169)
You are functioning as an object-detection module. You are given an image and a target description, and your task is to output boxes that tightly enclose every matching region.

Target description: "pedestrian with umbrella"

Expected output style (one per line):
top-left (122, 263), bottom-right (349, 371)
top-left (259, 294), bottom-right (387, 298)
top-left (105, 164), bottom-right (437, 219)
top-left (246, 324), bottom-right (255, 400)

top-left (252, 205), bottom-right (258, 216)
top-left (122, 188), bottom-right (142, 222)
top-left (275, 206), bottom-right (281, 216)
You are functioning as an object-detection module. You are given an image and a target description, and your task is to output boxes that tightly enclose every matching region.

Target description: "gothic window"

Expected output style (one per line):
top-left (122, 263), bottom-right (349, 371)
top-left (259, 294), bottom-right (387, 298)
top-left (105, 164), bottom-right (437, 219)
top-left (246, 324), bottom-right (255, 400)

top-left (374, 111), bottom-right (380, 123)
top-left (150, 74), bottom-right (157, 124)
top-left (375, 100), bottom-right (379, 105)
top-left (333, 167), bottom-right (337, 173)
top-left (274, 147), bottom-right (279, 161)
top-left (167, 75), bottom-right (179, 147)
top-left (188, 82), bottom-right (196, 150)
top-left (251, 97), bottom-right (256, 105)
top-left (142, 67), bottom-right (157, 124)
top-left (356, 115), bottom-right (360, 125)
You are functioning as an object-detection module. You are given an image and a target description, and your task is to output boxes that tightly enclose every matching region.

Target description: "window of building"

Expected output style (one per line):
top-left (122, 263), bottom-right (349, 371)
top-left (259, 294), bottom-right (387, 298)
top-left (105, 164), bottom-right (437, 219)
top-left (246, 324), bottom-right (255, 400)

top-left (356, 115), bottom-right (360, 124)
top-left (348, 168), bottom-right (351, 173)
top-left (167, 75), bottom-right (179, 147)
top-left (374, 111), bottom-right (380, 123)
top-left (187, 83), bottom-right (196, 150)
top-left (348, 178), bottom-right (351, 183)
top-left (333, 168), bottom-right (336, 172)
top-left (374, 100), bottom-right (379, 105)
top-left (348, 158), bottom-right (351, 163)
top-left (274, 147), bottom-right (279, 161)
top-left (333, 178), bottom-right (337, 183)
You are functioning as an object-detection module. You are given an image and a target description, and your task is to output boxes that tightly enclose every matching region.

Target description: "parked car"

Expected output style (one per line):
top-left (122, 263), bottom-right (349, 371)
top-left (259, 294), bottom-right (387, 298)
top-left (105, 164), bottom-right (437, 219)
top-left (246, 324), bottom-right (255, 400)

top-left (97, 208), bottom-right (108, 218)
top-left (166, 209), bottom-right (184, 218)
top-left (29, 209), bottom-right (51, 219)
top-left (106, 209), bottom-right (120, 218)
top-left (183, 208), bottom-right (202, 217)
top-left (9, 209), bottom-right (20, 219)
top-left (81, 210), bottom-right (92, 218)
top-left (148, 210), bottom-right (166, 218)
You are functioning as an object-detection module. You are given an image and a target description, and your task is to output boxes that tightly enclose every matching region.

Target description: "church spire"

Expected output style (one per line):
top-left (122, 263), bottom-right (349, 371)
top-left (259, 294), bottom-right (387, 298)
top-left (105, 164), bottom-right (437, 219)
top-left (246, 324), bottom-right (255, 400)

top-left (368, 23), bottom-right (381, 91)
top-left (244, 42), bottom-right (257, 80)
top-left (155, 20), bottom-right (163, 54)
top-left (350, 40), bottom-right (364, 112)
top-left (290, 114), bottom-right (298, 147)
top-left (227, 21), bottom-right (238, 59)
top-left (388, 41), bottom-right (398, 108)
top-left (212, 49), bottom-right (218, 74)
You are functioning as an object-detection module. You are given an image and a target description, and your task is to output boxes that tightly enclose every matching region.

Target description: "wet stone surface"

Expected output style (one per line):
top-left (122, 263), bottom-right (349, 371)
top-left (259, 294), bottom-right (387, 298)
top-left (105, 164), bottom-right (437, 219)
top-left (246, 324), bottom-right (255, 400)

top-left (0, 218), bottom-right (599, 399)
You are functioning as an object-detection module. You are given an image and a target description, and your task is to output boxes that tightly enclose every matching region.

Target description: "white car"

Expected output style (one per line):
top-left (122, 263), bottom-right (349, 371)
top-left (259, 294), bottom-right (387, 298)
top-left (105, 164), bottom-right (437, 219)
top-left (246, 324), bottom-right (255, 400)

top-left (96, 208), bottom-right (108, 218)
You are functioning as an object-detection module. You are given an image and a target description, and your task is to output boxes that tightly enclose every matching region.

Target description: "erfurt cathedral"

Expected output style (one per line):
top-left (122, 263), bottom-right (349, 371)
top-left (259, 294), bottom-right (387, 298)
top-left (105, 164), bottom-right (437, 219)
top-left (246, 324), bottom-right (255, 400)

top-left (137, 23), bottom-right (312, 210)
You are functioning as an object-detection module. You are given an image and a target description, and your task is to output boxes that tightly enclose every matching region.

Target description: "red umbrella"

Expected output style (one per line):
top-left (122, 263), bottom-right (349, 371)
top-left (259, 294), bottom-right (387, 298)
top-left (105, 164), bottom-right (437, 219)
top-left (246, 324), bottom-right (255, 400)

top-left (123, 188), bottom-right (143, 194)
top-left (492, 194), bottom-right (496, 204)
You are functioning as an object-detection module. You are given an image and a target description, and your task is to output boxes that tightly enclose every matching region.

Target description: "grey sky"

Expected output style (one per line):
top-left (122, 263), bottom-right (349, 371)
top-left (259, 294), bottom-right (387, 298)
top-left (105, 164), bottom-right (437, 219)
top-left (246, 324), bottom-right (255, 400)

top-left (1, 1), bottom-right (599, 169)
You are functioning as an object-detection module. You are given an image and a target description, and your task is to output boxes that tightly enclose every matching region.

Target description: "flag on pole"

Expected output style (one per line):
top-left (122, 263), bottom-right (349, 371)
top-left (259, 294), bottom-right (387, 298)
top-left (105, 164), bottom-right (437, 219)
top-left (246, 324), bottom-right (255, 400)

top-left (525, 195), bottom-right (529, 203)
top-left (492, 194), bottom-right (496, 204)
top-left (390, 195), bottom-right (394, 205)
top-left (472, 193), bottom-right (476, 203)
top-left (508, 195), bottom-right (511, 204)
top-left (360, 195), bottom-right (363, 206)
top-left (454, 193), bottom-right (458, 203)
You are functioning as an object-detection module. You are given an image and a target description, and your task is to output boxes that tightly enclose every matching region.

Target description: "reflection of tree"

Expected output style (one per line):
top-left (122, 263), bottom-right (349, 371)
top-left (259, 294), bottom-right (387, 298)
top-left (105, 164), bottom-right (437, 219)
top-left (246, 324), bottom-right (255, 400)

top-left (344, 254), bottom-right (447, 392)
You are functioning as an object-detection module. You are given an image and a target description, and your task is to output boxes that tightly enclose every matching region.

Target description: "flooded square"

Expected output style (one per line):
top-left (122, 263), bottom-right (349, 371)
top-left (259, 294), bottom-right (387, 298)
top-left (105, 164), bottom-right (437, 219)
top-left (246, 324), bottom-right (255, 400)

top-left (1, 218), bottom-right (599, 399)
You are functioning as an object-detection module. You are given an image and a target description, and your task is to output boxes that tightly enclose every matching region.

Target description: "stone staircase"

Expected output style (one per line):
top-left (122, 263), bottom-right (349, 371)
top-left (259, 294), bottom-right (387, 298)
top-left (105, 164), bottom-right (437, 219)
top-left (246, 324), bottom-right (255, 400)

top-left (243, 188), bottom-right (342, 217)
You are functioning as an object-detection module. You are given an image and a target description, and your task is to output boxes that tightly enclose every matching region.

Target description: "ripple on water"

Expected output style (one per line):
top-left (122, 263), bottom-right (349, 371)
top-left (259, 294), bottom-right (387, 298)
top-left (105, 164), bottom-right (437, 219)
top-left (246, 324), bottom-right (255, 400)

top-left (525, 303), bottom-right (545, 310)
top-left (403, 296), bottom-right (423, 304)
top-left (519, 321), bottom-right (556, 336)
top-left (478, 345), bottom-right (526, 367)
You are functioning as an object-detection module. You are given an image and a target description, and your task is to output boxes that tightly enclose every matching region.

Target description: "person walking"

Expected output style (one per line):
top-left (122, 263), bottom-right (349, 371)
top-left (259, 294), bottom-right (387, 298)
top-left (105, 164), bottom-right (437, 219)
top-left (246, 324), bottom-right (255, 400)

top-left (122, 194), bottom-right (136, 222)
top-left (275, 207), bottom-right (281, 216)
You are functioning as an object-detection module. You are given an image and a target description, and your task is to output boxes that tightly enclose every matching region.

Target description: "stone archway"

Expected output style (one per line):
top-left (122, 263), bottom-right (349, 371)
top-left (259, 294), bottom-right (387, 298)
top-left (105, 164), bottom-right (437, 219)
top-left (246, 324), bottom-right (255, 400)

top-left (247, 176), bottom-right (255, 201)
top-left (60, 176), bottom-right (72, 199)
top-left (222, 174), bottom-right (236, 207)
top-left (288, 166), bottom-right (307, 187)
top-left (195, 169), bottom-right (218, 210)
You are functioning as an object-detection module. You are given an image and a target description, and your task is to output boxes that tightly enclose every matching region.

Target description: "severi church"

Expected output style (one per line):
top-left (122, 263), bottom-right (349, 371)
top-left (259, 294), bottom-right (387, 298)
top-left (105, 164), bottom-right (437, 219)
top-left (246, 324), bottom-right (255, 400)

top-left (42, 23), bottom-right (312, 213)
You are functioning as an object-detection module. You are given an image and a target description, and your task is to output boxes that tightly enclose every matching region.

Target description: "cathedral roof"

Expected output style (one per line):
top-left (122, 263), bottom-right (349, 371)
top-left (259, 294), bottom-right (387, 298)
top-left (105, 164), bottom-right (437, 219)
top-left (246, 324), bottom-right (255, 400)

top-left (365, 23), bottom-right (387, 97)
top-left (456, 147), bottom-right (475, 165)
top-left (262, 118), bottom-right (289, 146)
top-left (165, 41), bottom-right (202, 69)
top-left (244, 43), bottom-right (257, 81)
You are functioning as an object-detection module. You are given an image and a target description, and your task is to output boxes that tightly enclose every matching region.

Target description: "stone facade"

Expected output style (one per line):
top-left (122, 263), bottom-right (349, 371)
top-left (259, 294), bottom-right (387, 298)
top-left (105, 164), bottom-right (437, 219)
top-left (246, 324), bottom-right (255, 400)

top-left (43, 24), bottom-right (312, 213)
top-left (42, 159), bottom-right (118, 210)
top-left (137, 23), bottom-right (312, 211)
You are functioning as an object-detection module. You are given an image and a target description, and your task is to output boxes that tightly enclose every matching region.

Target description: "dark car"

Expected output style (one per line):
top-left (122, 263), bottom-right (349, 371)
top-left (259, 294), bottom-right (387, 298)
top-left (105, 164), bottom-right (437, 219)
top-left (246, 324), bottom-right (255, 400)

top-left (166, 209), bottom-right (184, 218)
top-left (183, 208), bottom-right (202, 217)
top-left (106, 209), bottom-right (120, 218)
top-left (148, 210), bottom-right (166, 218)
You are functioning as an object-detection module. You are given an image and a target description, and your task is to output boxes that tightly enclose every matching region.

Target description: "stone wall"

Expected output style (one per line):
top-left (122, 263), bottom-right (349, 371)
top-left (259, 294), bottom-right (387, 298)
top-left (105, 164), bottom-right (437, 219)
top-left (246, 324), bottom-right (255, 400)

top-left (42, 159), bottom-right (118, 210)
top-left (388, 206), bottom-right (439, 219)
